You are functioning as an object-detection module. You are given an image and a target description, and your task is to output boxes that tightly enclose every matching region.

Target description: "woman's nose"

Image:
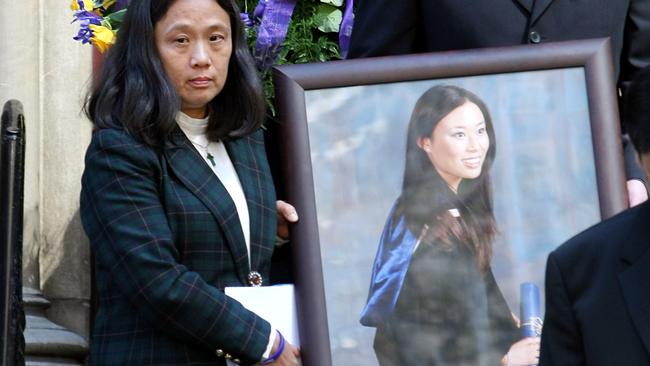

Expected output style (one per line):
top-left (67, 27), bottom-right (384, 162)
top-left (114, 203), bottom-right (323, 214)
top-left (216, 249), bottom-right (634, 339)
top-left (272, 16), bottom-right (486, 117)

top-left (191, 42), bottom-right (211, 68)
top-left (467, 134), bottom-right (480, 151)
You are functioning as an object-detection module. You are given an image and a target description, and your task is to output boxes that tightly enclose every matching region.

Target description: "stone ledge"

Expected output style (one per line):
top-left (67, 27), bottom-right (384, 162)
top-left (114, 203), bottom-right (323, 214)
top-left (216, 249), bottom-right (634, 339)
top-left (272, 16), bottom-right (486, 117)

top-left (26, 355), bottom-right (84, 366)
top-left (24, 287), bottom-right (88, 364)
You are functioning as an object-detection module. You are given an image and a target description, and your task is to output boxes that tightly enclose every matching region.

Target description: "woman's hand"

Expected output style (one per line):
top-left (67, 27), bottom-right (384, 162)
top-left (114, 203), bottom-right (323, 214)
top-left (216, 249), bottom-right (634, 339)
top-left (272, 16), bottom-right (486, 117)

top-left (501, 337), bottom-right (540, 366)
top-left (269, 342), bottom-right (300, 366)
top-left (276, 200), bottom-right (299, 240)
top-left (510, 312), bottom-right (521, 328)
top-left (262, 331), bottom-right (300, 366)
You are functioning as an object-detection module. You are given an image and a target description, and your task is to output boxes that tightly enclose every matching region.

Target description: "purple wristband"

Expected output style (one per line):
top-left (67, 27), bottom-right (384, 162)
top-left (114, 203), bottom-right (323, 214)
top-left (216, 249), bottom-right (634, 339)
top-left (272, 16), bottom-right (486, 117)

top-left (260, 331), bottom-right (285, 365)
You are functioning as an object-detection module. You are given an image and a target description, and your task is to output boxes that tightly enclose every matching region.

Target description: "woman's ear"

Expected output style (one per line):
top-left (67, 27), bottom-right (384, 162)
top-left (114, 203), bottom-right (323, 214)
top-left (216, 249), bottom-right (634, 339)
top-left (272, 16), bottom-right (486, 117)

top-left (417, 136), bottom-right (431, 152)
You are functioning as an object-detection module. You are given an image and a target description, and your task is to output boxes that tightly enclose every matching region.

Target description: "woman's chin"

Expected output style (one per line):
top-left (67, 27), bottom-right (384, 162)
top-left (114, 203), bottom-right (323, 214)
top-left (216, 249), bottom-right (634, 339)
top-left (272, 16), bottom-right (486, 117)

top-left (462, 169), bottom-right (483, 180)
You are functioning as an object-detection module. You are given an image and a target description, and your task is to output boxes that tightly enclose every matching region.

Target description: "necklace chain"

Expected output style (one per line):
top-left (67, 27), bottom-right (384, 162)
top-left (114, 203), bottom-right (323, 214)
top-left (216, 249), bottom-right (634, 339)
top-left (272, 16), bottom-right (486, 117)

top-left (188, 139), bottom-right (216, 167)
top-left (189, 139), bottom-right (209, 150)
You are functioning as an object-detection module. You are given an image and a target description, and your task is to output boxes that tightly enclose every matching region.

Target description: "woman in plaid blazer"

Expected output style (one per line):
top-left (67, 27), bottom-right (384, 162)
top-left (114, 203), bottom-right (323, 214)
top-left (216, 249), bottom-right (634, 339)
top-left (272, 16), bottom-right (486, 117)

top-left (79, 0), bottom-right (299, 365)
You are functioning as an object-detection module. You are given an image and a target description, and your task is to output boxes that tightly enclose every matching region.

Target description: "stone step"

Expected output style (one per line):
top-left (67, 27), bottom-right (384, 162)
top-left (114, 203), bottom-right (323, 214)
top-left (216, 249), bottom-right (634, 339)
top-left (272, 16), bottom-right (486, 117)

top-left (23, 287), bottom-right (88, 366)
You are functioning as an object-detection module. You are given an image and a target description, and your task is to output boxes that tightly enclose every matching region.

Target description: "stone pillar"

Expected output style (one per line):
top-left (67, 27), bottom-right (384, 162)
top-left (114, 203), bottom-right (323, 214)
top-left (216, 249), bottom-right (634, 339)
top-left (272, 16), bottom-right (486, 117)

top-left (0, 0), bottom-right (41, 292)
top-left (39, 0), bottom-right (93, 339)
top-left (0, 0), bottom-right (93, 362)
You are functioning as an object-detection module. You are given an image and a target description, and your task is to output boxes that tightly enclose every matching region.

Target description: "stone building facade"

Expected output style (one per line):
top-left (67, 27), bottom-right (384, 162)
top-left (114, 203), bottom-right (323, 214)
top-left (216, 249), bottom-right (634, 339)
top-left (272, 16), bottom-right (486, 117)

top-left (1, 2), bottom-right (94, 364)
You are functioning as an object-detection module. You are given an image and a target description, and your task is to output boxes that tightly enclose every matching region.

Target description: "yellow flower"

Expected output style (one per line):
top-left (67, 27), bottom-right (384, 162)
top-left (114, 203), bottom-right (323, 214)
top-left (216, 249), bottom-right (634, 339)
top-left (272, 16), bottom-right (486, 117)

top-left (70, 0), bottom-right (95, 11)
top-left (101, 0), bottom-right (117, 9)
top-left (88, 24), bottom-right (115, 53)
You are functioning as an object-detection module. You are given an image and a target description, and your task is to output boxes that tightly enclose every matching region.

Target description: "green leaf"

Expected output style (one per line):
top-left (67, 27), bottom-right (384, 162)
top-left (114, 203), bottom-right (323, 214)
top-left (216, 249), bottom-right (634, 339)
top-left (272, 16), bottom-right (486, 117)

top-left (105, 8), bottom-right (127, 25)
top-left (237, 0), bottom-right (343, 116)
top-left (313, 5), bottom-right (342, 33)
top-left (320, 0), bottom-right (343, 6)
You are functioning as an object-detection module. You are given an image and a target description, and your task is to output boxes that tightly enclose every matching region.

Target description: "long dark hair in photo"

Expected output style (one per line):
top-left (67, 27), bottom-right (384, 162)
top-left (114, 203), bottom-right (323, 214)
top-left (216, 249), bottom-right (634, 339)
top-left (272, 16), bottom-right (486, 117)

top-left (396, 85), bottom-right (497, 273)
top-left (84, 0), bottom-right (265, 146)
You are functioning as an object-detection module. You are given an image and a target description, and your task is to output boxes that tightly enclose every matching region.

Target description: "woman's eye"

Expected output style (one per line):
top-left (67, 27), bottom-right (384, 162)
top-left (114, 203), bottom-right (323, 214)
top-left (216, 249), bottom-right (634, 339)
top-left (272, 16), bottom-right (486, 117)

top-left (210, 34), bottom-right (224, 42)
top-left (477, 127), bottom-right (486, 135)
top-left (452, 132), bottom-right (465, 138)
top-left (175, 37), bottom-right (189, 44)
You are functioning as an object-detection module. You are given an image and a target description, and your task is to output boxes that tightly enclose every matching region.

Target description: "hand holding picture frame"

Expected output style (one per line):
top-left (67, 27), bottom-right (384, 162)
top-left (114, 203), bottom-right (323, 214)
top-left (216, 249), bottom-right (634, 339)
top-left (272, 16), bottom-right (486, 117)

top-left (272, 39), bottom-right (626, 366)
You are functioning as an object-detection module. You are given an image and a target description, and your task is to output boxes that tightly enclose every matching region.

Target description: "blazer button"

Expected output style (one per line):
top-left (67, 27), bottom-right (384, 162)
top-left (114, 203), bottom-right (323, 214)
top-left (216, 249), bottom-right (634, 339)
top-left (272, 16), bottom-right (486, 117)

top-left (215, 349), bottom-right (225, 357)
top-left (528, 30), bottom-right (541, 44)
top-left (247, 271), bottom-right (263, 287)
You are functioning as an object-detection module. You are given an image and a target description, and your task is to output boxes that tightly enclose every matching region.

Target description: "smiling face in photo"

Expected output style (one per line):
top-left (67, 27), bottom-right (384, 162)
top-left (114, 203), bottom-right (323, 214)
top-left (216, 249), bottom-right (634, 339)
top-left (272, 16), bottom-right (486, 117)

top-left (418, 101), bottom-right (490, 191)
top-left (154, 0), bottom-right (233, 118)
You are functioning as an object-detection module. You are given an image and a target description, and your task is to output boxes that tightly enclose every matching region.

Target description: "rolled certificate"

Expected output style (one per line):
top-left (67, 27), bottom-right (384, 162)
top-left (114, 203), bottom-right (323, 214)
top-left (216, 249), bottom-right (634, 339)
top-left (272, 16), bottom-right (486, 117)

top-left (520, 282), bottom-right (543, 337)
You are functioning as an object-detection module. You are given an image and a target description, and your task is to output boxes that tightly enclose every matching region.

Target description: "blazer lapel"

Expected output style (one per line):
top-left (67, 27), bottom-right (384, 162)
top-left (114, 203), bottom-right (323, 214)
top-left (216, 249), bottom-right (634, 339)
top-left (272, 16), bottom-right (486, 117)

top-left (512, 0), bottom-right (533, 13)
top-left (164, 129), bottom-right (250, 283)
top-left (530, 0), bottom-right (554, 26)
top-left (225, 135), bottom-right (275, 273)
top-left (619, 202), bottom-right (650, 356)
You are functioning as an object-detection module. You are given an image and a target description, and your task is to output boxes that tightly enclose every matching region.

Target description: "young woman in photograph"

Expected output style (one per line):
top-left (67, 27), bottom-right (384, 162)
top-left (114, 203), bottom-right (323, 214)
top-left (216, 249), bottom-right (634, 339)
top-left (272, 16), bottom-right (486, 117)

top-left (360, 85), bottom-right (539, 366)
top-left (80, 0), bottom-right (299, 364)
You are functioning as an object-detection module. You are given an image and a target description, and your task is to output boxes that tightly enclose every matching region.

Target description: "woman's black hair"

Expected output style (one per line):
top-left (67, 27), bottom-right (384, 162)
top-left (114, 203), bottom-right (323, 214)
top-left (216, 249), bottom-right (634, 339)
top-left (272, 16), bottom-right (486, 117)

top-left (85, 0), bottom-right (265, 146)
top-left (397, 85), bottom-right (497, 272)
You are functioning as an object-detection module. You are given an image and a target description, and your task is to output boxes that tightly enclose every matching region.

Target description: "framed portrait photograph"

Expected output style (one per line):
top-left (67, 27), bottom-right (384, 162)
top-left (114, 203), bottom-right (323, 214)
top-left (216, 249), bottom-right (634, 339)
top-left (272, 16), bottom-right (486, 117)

top-left (272, 38), bottom-right (627, 366)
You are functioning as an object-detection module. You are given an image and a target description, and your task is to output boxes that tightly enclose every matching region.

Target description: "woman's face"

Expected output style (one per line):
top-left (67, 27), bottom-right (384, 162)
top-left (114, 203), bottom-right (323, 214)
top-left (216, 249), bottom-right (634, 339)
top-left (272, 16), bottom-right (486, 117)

top-left (155, 0), bottom-right (232, 118)
top-left (418, 102), bottom-right (490, 192)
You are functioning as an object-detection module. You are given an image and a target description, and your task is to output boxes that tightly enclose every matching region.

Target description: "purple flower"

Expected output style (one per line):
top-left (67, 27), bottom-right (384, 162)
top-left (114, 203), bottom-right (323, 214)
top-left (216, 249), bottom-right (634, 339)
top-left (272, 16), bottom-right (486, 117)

top-left (115, 0), bottom-right (129, 10)
top-left (73, 27), bottom-right (93, 44)
top-left (73, 10), bottom-right (103, 26)
top-left (72, 10), bottom-right (103, 44)
top-left (240, 12), bottom-right (254, 28)
top-left (254, 0), bottom-right (266, 20)
top-left (339, 0), bottom-right (355, 58)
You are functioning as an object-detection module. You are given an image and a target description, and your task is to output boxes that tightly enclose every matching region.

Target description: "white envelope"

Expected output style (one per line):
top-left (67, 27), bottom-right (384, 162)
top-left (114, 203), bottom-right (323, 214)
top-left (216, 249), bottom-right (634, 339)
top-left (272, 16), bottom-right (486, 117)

top-left (225, 284), bottom-right (300, 365)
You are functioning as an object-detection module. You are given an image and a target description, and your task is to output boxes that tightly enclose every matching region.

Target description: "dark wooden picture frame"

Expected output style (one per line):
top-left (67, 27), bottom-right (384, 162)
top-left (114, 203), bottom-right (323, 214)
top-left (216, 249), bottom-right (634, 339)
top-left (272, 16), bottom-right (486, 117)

top-left (272, 38), bottom-right (626, 366)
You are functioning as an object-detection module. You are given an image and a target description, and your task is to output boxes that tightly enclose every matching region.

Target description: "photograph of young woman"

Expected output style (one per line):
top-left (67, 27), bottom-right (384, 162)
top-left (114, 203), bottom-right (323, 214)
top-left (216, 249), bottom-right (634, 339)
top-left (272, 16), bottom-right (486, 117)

top-left (360, 85), bottom-right (540, 366)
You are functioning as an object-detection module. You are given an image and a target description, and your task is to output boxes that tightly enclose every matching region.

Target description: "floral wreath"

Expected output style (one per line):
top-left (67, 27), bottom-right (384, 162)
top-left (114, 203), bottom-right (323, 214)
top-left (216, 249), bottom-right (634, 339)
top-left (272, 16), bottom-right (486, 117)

top-left (70, 0), bottom-right (126, 53)
top-left (71, 0), bottom-right (354, 64)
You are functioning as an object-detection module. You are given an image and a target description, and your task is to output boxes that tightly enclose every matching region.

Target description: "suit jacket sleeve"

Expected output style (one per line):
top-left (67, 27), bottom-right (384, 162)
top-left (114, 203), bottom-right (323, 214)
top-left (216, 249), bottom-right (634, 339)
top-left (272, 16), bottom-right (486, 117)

top-left (621, 0), bottom-right (650, 89)
top-left (347, 0), bottom-right (420, 57)
top-left (619, 0), bottom-right (650, 181)
top-left (80, 129), bottom-right (270, 364)
top-left (539, 252), bottom-right (586, 366)
top-left (623, 134), bottom-right (646, 183)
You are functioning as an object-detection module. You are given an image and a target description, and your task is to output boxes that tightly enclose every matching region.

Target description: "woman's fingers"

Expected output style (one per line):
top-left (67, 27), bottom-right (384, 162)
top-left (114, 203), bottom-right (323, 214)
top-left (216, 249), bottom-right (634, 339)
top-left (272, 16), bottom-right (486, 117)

top-left (508, 337), bottom-right (540, 366)
top-left (276, 200), bottom-right (298, 239)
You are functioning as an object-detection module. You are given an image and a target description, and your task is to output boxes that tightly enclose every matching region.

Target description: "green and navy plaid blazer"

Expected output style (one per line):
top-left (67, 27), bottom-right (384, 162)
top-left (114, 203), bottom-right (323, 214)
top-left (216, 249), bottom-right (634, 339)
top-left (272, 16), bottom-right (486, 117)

top-left (80, 127), bottom-right (277, 366)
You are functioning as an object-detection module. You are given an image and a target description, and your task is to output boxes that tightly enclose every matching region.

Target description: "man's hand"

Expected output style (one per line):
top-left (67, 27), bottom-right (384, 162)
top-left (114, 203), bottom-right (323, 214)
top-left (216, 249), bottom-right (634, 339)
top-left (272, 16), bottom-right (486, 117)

top-left (627, 179), bottom-right (648, 207)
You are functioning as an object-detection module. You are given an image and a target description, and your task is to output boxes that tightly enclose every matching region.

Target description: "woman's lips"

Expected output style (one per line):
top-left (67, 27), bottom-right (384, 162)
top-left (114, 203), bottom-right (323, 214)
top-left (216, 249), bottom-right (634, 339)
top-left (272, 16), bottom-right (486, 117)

top-left (189, 77), bottom-right (212, 87)
top-left (462, 157), bottom-right (482, 168)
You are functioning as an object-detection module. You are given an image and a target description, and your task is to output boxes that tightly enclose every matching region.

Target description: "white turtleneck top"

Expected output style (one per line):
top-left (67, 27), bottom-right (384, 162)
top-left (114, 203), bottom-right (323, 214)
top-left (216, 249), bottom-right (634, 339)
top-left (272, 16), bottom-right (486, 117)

top-left (176, 112), bottom-right (251, 265)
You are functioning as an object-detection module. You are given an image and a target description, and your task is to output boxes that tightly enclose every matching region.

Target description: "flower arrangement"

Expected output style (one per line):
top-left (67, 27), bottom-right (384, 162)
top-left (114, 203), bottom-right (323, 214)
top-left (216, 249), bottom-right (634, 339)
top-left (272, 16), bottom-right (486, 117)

top-left (70, 0), bottom-right (353, 108)
top-left (237, 0), bottom-right (353, 112)
top-left (70, 0), bottom-right (126, 53)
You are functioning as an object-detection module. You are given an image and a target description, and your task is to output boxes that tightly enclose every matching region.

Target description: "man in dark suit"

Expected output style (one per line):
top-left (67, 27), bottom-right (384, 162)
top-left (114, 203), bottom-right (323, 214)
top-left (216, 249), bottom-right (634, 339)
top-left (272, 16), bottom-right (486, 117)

top-left (348, 0), bottom-right (650, 206)
top-left (539, 65), bottom-right (650, 365)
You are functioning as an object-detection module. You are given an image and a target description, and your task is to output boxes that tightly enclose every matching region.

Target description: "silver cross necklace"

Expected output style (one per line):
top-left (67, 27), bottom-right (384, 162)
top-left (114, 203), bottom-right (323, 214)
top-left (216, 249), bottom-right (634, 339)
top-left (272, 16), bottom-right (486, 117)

top-left (190, 139), bottom-right (216, 167)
